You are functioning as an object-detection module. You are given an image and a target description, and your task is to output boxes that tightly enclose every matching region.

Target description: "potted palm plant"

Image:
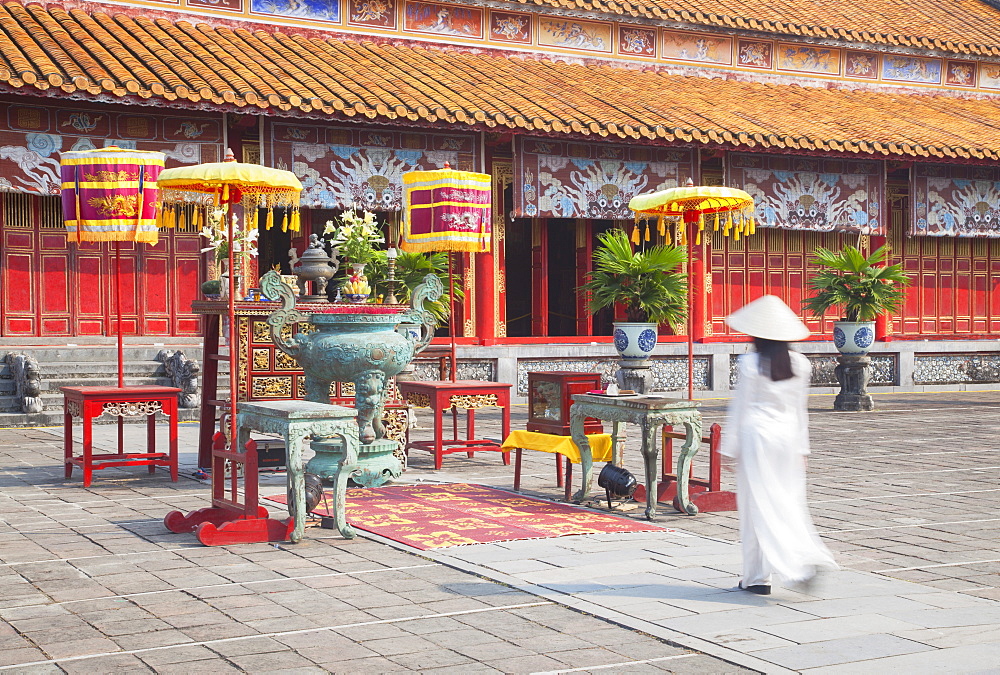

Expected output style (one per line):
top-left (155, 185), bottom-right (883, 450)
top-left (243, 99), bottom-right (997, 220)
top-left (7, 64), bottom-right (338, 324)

top-left (579, 228), bottom-right (687, 363)
top-left (803, 244), bottom-right (910, 355)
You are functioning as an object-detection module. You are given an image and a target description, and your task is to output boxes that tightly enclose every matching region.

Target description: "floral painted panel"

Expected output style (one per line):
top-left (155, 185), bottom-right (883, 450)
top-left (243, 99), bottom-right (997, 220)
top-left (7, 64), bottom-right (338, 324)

top-left (271, 123), bottom-right (479, 211)
top-left (881, 55), bottom-right (942, 84)
top-left (913, 164), bottom-right (1000, 237)
top-left (188, 0), bottom-right (242, 10)
top-left (737, 39), bottom-right (773, 69)
top-left (618, 26), bottom-right (656, 57)
top-left (489, 10), bottom-right (531, 44)
top-left (0, 102), bottom-right (220, 195)
top-left (251, 0), bottom-right (340, 22)
top-left (513, 137), bottom-right (695, 219)
top-left (776, 44), bottom-right (840, 75)
top-left (348, 0), bottom-right (396, 28)
top-left (981, 63), bottom-right (1000, 90)
top-left (537, 17), bottom-right (612, 53)
top-left (728, 153), bottom-right (884, 234)
top-left (661, 30), bottom-right (731, 64)
top-left (845, 51), bottom-right (878, 79)
top-left (404, 1), bottom-right (482, 38)
top-left (945, 60), bottom-right (977, 87)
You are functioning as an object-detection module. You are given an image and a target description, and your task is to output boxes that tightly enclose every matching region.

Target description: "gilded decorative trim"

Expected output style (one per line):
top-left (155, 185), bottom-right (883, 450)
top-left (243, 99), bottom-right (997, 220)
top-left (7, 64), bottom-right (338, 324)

top-left (66, 400), bottom-right (81, 418)
top-left (449, 393), bottom-right (499, 409)
top-left (493, 162), bottom-right (512, 339)
top-left (238, 316), bottom-right (250, 402)
top-left (405, 392), bottom-right (432, 408)
top-left (101, 400), bottom-right (163, 417)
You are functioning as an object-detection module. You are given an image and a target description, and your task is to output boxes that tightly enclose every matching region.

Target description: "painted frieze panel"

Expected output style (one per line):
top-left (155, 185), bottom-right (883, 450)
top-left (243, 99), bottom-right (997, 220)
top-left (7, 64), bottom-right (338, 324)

top-left (945, 60), bottom-right (977, 87)
top-left (661, 30), bottom-right (731, 64)
top-left (979, 63), bottom-right (1000, 90)
top-left (728, 153), bottom-right (884, 234)
top-left (271, 123), bottom-right (479, 211)
top-left (618, 25), bottom-right (656, 58)
top-left (0, 102), bottom-right (221, 196)
top-left (537, 17), bottom-right (612, 53)
top-left (913, 164), bottom-right (1000, 238)
top-left (881, 55), bottom-right (942, 84)
top-left (348, 0), bottom-right (395, 28)
top-left (251, 0), bottom-right (340, 22)
top-left (736, 39), bottom-right (773, 69)
top-left (187, 0), bottom-right (242, 11)
top-left (513, 137), bottom-right (695, 219)
top-left (404, 1), bottom-right (482, 38)
top-left (776, 43), bottom-right (840, 75)
top-left (489, 10), bottom-right (531, 44)
top-left (844, 51), bottom-right (877, 79)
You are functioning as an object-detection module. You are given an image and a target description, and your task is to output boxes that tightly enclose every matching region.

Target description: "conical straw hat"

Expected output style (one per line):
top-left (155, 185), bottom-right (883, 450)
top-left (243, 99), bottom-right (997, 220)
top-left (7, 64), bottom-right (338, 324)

top-left (725, 295), bottom-right (810, 341)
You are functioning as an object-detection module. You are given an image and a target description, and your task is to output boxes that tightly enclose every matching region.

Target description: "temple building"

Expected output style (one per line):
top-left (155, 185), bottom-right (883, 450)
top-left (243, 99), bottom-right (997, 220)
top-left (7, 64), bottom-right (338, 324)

top-left (1, 0), bottom-right (999, 393)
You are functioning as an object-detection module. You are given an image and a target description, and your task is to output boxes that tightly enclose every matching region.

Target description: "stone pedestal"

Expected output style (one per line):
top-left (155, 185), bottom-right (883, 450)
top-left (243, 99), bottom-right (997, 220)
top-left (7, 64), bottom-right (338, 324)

top-left (834, 355), bottom-right (874, 411)
top-left (615, 361), bottom-right (653, 394)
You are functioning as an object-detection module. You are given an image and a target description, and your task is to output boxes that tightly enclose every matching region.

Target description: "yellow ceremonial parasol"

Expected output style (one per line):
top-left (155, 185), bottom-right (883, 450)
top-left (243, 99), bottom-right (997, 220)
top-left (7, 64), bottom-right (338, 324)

top-left (158, 151), bottom-right (302, 467)
top-left (629, 180), bottom-right (756, 399)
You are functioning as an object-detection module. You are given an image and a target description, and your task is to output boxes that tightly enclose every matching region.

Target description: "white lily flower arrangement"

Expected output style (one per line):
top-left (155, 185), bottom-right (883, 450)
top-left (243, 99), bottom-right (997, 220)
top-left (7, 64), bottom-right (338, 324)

top-left (324, 208), bottom-right (384, 265)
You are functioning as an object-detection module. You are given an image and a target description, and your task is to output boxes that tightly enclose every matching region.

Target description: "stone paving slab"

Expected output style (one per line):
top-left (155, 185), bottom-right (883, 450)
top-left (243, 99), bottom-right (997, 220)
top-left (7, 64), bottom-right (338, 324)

top-left (6, 388), bottom-right (1000, 673)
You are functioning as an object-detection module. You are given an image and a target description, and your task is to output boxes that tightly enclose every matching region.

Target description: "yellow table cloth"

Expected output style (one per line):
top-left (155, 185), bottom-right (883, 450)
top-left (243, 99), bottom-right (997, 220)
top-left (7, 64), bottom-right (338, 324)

top-left (501, 430), bottom-right (613, 464)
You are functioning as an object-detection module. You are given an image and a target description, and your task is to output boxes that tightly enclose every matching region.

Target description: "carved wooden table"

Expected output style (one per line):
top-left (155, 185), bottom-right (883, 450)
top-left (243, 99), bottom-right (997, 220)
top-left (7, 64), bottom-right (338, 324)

top-left (398, 380), bottom-right (513, 470)
top-left (62, 385), bottom-right (181, 487)
top-left (569, 394), bottom-right (702, 519)
top-left (235, 400), bottom-right (360, 542)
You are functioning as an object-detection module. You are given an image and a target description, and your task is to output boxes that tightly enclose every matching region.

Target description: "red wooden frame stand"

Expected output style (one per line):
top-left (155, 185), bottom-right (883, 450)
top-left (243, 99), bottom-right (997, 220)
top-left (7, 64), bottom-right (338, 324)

top-left (62, 386), bottom-right (181, 487)
top-left (632, 423), bottom-right (736, 513)
top-left (163, 433), bottom-right (293, 545)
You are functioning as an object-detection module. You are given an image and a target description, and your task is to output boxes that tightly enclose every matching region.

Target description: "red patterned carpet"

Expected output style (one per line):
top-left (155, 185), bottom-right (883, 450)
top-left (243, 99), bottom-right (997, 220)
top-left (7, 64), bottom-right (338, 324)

top-left (266, 483), bottom-right (665, 550)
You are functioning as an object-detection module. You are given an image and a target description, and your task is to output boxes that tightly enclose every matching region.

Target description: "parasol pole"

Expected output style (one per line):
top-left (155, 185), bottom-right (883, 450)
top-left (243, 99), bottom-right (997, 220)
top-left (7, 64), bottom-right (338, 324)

top-left (226, 201), bottom-right (238, 450)
top-left (115, 241), bottom-right (125, 389)
top-left (687, 216), bottom-right (695, 401)
top-left (447, 251), bottom-right (457, 382)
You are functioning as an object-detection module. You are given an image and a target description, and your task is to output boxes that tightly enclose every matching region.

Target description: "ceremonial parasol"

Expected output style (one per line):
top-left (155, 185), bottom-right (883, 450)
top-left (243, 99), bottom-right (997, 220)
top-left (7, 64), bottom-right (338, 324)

top-left (401, 164), bottom-right (491, 380)
top-left (157, 151), bottom-right (302, 463)
top-left (628, 181), bottom-right (755, 399)
top-left (60, 147), bottom-right (165, 388)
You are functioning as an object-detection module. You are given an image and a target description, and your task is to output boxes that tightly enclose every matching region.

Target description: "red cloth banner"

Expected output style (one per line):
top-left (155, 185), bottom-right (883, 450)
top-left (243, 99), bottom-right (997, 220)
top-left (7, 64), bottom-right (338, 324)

top-left (401, 168), bottom-right (491, 252)
top-left (913, 163), bottom-right (1000, 237)
top-left (728, 152), bottom-right (884, 234)
top-left (60, 148), bottom-right (165, 243)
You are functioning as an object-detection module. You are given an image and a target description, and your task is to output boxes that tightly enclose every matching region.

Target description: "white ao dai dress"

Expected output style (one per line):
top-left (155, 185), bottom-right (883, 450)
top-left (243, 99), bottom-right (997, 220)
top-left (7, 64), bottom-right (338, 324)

top-left (720, 351), bottom-right (837, 586)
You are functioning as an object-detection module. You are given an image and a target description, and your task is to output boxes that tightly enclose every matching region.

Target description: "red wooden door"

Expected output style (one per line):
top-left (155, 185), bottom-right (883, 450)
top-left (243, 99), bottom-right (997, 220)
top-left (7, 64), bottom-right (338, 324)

top-left (1, 193), bottom-right (203, 337)
top-left (709, 228), bottom-right (852, 339)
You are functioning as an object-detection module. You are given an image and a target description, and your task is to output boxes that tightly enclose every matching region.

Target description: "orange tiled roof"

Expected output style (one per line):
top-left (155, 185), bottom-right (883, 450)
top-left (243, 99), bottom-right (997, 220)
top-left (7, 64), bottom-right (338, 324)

top-left (3, 3), bottom-right (1000, 160)
top-left (514, 0), bottom-right (1000, 57)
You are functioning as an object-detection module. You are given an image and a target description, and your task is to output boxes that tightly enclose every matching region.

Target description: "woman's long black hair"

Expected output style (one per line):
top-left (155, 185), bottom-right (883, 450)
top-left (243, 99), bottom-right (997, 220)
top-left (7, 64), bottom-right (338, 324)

top-left (753, 337), bottom-right (794, 381)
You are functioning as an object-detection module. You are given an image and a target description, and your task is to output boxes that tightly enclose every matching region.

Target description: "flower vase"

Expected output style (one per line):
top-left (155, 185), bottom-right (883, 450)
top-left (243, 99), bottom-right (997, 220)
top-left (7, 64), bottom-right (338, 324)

top-left (342, 262), bottom-right (371, 303)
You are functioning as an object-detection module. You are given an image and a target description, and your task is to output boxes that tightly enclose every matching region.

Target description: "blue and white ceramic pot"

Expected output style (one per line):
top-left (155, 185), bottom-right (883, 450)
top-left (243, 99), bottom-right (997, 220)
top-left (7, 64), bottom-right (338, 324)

top-left (833, 320), bottom-right (876, 355)
top-left (612, 322), bottom-right (659, 363)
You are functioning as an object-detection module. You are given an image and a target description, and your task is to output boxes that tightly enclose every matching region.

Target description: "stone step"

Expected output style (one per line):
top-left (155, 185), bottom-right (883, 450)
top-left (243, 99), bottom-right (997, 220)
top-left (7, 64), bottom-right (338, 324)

top-left (0, 407), bottom-right (203, 427)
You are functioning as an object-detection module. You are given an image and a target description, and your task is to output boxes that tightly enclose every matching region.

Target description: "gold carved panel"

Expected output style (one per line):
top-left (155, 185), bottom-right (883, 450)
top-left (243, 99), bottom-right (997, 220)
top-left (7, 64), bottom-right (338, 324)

top-left (252, 349), bottom-right (271, 370)
top-left (449, 393), bottom-right (499, 409)
top-left (251, 376), bottom-right (293, 398)
top-left (274, 350), bottom-right (299, 371)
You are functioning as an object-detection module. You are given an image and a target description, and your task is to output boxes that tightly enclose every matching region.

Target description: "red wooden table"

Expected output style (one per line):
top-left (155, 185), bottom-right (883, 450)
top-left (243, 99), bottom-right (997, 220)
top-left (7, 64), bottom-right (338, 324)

top-left (62, 385), bottom-right (181, 487)
top-left (398, 380), bottom-right (513, 469)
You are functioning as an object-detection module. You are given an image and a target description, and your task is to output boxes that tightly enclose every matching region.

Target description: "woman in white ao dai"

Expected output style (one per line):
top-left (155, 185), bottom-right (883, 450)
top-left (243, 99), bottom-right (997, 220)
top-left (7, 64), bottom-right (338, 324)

top-left (720, 295), bottom-right (837, 595)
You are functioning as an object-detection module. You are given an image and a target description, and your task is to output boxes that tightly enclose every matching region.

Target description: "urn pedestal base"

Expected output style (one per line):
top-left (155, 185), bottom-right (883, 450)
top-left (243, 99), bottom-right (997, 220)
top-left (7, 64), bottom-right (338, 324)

top-left (615, 362), bottom-right (653, 394)
top-left (308, 437), bottom-right (402, 488)
top-left (834, 355), bottom-right (874, 411)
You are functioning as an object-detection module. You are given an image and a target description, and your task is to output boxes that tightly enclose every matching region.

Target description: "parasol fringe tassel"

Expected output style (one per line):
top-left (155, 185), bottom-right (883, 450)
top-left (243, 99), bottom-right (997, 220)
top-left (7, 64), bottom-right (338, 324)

top-left (657, 215), bottom-right (665, 236)
top-left (266, 209), bottom-right (274, 231)
top-left (631, 225), bottom-right (640, 246)
top-left (644, 221), bottom-right (650, 242)
top-left (288, 209), bottom-right (301, 232)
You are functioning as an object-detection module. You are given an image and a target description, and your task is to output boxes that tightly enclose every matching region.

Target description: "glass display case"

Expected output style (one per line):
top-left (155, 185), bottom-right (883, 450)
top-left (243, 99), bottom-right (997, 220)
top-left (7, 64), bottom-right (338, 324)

top-left (527, 371), bottom-right (603, 436)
